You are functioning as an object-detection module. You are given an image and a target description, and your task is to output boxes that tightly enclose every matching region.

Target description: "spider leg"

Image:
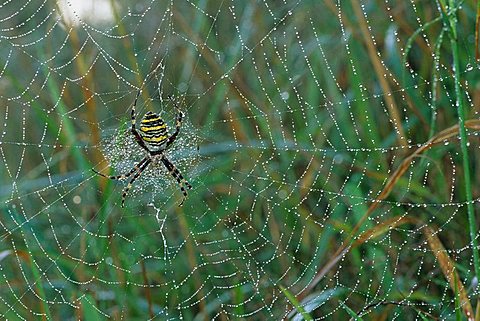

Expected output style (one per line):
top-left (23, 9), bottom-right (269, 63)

top-left (131, 89), bottom-right (151, 153)
top-left (160, 156), bottom-right (192, 206)
top-left (165, 95), bottom-right (184, 149)
top-left (93, 156), bottom-right (149, 181)
top-left (121, 158), bottom-right (152, 207)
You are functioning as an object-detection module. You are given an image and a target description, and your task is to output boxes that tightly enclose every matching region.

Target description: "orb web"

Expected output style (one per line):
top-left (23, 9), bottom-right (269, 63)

top-left (0, 0), bottom-right (479, 320)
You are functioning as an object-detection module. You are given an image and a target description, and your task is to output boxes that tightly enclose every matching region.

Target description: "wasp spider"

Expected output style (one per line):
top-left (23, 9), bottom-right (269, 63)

top-left (94, 91), bottom-right (192, 207)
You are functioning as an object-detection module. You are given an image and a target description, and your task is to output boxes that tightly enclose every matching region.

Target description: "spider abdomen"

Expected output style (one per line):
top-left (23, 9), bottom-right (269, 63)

top-left (140, 111), bottom-right (169, 146)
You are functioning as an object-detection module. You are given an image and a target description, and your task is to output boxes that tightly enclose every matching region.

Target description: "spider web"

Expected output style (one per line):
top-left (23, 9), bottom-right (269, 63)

top-left (0, 0), bottom-right (479, 319)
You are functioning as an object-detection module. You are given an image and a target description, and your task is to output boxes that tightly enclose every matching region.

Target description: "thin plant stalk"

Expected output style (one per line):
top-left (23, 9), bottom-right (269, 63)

top-left (444, 0), bottom-right (480, 281)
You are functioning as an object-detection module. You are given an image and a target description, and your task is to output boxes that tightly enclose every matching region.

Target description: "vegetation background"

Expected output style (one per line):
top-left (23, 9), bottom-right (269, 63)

top-left (0, 0), bottom-right (479, 320)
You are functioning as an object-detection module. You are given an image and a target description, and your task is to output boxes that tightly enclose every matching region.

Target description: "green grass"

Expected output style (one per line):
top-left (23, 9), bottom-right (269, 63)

top-left (442, 0), bottom-right (480, 283)
top-left (0, 0), bottom-right (479, 320)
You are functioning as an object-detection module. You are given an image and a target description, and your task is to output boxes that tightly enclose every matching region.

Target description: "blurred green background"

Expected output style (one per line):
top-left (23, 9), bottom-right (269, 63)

top-left (0, 0), bottom-right (479, 320)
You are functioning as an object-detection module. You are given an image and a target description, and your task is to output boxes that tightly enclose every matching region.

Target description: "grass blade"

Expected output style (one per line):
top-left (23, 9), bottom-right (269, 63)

top-left (444, 0), bottom-right (480, 294)
top-left (81, 294), bottom-right (105, 321)
top-left (279, 285), bottom-right (313, 321)
top-left (340, 301), bottom-right (364, 321)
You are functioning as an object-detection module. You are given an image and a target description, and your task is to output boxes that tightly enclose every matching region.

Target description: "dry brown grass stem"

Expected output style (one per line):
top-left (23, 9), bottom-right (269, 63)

top-left (301, 119), bottom-right (480, 309)
top-left (355, 216), bottom-right (474, 319)
top-left (351, 0), bottom-right (408, 147)
top-left (140, 260), bottom-right (155, 319)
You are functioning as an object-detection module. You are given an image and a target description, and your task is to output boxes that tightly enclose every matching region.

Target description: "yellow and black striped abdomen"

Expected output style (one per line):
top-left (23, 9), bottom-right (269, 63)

top-left (140, 111), bottom-right (169, 146)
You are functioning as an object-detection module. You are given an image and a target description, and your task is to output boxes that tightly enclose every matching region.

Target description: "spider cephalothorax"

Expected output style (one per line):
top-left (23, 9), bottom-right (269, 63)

top-left (93, 91), bottom-right (192, 207)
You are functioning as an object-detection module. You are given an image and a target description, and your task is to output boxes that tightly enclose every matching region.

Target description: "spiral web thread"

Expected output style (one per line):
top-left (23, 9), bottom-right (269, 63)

top-left (0, 0), bottom-right (479, 319)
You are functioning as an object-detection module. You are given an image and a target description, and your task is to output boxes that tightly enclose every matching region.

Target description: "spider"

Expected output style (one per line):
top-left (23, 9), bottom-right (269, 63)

top-left (93, 91), bottom-right (192, 207)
